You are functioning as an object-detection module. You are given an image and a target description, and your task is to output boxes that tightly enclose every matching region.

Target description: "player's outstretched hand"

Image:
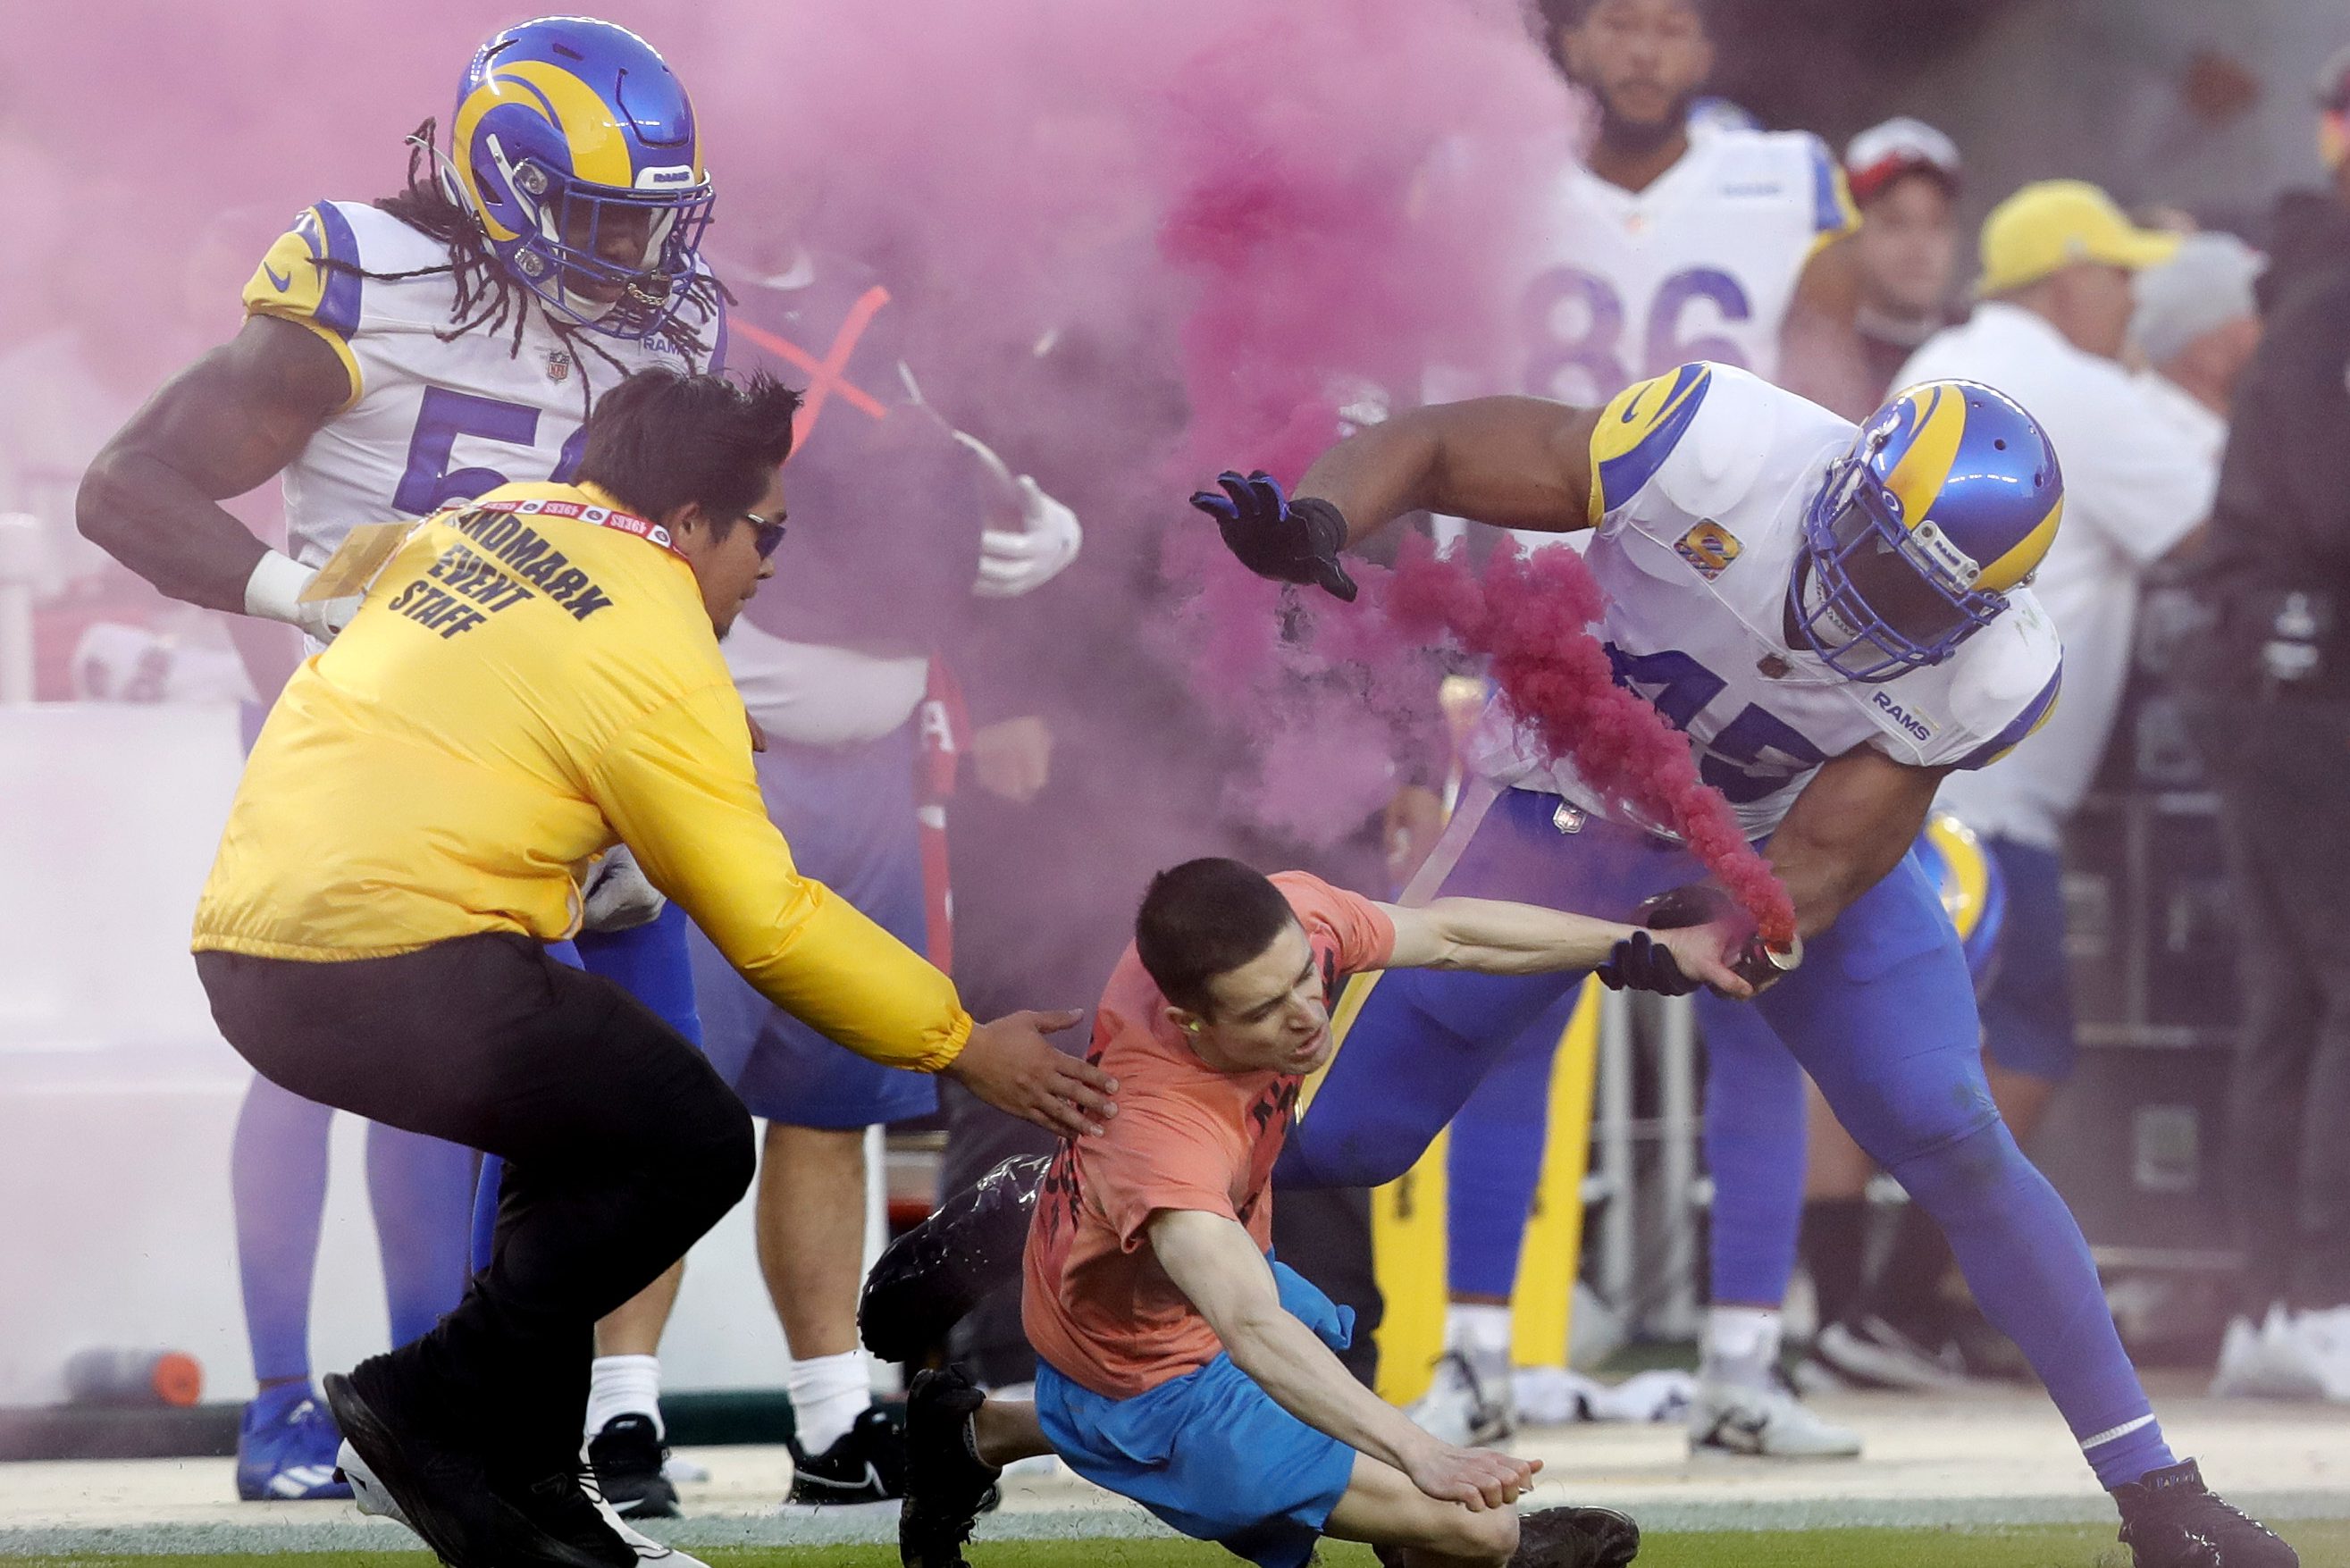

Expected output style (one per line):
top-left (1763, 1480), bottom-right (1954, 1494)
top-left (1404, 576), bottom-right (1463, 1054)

top-left (1188, 470), bottom-right (1359, 602)
top-left (1405, 1441), bottom-right (1541, 1512)
top-left (950, 1010), bottom-right (1119, 1138)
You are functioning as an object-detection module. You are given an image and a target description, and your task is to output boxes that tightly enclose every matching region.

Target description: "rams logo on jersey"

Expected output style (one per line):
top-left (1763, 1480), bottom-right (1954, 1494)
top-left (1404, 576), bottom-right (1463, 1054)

top-left (1674, 520), bottom-right (1742, 580)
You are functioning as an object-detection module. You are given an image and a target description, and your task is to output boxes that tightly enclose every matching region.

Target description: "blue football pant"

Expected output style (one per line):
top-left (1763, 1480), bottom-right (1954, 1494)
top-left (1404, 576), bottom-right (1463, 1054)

top-left (1285, 786), bottom-right (2170, 1488)
top-left (469, 903), bottom-right (706, 1271)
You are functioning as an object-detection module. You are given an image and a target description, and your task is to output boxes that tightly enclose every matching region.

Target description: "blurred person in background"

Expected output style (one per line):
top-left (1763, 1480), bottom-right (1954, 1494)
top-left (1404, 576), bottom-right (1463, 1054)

top-left (73, 17), bottom-right (731, 1504)
top-left (2178, 46), bottom-right (2350, 1405)
top-left (1842, 118), bottom-right (1965, 412)
top-left (2130, 234), bottom-right (2266, 465)
top-left (1407, 0), bottom-right (1869, 1460)
top-left (1849, 180), bottom-right (2213, 1390)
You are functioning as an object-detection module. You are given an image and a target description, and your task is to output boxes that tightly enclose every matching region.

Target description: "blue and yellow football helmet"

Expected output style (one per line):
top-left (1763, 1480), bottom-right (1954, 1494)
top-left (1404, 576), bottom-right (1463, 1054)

top-left (1791, 380), bottom-right (2063, 682)
top-left (441, 16), bottom-right (713, 338)
top-left (1916, 811), bottom-right (2006, 994)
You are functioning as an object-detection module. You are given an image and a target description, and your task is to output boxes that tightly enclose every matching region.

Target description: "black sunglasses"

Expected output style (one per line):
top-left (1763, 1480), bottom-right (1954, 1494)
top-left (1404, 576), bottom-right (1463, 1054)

top-left (743, 510), bottom-right (788, 559)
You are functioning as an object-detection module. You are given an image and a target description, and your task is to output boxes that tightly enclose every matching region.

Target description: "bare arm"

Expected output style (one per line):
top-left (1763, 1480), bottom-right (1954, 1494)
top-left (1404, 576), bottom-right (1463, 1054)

top-left (1779, 236), bottom-right (1874, 421)
top-left (1294, 398), bottom-right (1602, 546)
top-left (76, 314), bottom-right (351, 614)
top-left (1148, 1209), bottom-right (1535, 1508)
top-left (1381, 897), bottom-right (1749, 995)
top-left (1767, 745), bottom-right (1947, 942)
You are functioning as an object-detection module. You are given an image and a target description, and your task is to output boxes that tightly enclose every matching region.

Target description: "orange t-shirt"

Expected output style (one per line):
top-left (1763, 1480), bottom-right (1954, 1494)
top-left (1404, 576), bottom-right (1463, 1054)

top-left (1020, 871), bottom-right (1397, 1400)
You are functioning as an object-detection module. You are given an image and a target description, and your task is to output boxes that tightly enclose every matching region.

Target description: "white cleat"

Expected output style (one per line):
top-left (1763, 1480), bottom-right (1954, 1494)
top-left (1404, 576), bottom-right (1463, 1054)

top-left (1688, 1379), bottom-right (1862, 1459)
top-left (339, 1438), bottom-right (708, 1566)
top-left (2276, 1304), bottom-right (2350, 1403)
top-left (2212, 1304), bottom-right (2328, 1401)
top-left (1406, 1351), bottom-right (1514, 1447)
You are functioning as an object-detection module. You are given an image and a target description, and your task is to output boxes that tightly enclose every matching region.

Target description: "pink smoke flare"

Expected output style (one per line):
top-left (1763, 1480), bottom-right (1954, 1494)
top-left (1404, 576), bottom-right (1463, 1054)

top-left (1381, 535), bottom-right (1798, 947)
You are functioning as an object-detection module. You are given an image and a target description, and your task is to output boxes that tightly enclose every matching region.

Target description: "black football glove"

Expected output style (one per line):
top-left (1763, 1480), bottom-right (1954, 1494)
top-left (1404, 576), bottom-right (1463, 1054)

top-left (1596, 930), bottom-right (1701, 996)
top-left (1632, 881), bottom-right (1805, 995)
top-left (1188, 469), bottom-right (1359, 602)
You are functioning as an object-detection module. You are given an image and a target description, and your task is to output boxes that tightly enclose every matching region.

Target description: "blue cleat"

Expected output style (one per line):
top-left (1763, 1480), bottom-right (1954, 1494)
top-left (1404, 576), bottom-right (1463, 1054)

top-left (236, 1381), bottom-right (353, 1501)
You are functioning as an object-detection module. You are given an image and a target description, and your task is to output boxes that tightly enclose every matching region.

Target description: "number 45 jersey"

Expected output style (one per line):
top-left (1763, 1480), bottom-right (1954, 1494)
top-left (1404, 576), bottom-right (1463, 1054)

top-left (1515, 127), bottom-right (1854, 404)
top-left (242, 200), bottom-right (722, 568)
top-left (1469, 364), bottom-right (2065, 841)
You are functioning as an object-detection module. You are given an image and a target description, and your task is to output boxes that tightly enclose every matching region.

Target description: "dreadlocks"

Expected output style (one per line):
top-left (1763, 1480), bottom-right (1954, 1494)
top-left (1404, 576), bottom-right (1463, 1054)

top-left (313, 119), bottom-right (726, 414)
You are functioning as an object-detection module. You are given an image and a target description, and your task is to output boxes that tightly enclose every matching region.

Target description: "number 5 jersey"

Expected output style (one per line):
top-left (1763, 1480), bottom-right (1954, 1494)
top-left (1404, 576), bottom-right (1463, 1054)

top-left (241, 200), bottom-right (723, 569)
top-left (1468, 362), bottom-right (2065, 840)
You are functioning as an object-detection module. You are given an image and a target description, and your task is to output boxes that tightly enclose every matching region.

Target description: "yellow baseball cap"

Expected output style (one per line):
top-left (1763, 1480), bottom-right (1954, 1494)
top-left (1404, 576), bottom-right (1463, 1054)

top-left (1977, 180), bottom-right (2181, 295)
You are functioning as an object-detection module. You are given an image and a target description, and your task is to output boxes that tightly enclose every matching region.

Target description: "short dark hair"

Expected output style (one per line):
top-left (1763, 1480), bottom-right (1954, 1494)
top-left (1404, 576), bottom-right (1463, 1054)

top-left (575, 368), bottom-right (803, 528)
top-left (1134, 859), bottom-right (1301, 1017)
top-left (1538, 0), bottom-right (1710, 34)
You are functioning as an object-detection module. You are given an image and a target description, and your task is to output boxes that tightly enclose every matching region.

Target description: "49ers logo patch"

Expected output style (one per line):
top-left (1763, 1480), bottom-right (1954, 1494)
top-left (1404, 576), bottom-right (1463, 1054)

top-left (1674, 520), bottom-right (1742, 580)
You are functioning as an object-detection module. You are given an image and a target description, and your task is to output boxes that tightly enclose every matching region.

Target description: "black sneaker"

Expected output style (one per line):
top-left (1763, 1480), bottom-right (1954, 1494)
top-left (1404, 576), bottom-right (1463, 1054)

top-left (323, 1365), bottom-right (601, 1568)
top-left (2114, 1459), bottom-right (2299, 1567)
top-left (900, 1368), bottom-right (1001, 1568)
top-left (504, 1468), bottom-right (709, 1568)
top-left (588, 1415), bottom-right (681, 1521)
top-left (1807, 1313), bottom-right (1977, 1393)
top-left (860, 1154), bottom-right (1050, 1363)
top-left (787, 1405), bottom-right (906, 1507)
top-left (1510, 1505), bottom-right (1641, 1568)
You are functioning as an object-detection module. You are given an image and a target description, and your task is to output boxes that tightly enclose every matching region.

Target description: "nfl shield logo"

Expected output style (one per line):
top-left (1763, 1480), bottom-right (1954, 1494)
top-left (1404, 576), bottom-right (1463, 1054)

top-left (547, 350), bottom-right (573, 384)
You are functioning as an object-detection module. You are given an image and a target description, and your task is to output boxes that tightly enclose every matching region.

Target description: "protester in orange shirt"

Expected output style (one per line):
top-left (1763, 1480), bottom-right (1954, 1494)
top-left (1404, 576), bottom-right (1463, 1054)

top-left (898, 858), bottom-right (1746, 1568)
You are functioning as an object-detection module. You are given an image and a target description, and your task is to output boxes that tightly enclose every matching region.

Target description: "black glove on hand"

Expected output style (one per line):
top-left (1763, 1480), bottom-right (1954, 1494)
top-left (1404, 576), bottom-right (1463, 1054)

top-left (1596, 930), bottom-right (1700, 996)
top-left (1633, 880), bottom-right (1803, 994)
top-left (1188, 469), bottom-right (1359, 602)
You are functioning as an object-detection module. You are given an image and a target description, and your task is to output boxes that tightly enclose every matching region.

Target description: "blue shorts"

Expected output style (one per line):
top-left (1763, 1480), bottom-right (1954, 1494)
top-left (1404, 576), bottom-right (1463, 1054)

top-left (692, 722), bottom-right (938, 1128)
top-left (1035, 1262), bottom-right (1358, 1568)
top-left (1976, 836), bottom-right (2077, 1083)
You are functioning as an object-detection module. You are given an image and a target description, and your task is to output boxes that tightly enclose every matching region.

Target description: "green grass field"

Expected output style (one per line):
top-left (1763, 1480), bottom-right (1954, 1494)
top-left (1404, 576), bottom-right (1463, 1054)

top-left (11, 1526), bottom-right (2350, 1568)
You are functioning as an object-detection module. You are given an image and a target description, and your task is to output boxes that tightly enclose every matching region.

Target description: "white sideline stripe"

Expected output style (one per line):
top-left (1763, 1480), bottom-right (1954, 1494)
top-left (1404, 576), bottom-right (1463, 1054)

top-left (2078, 1413), bottom-right (2157, 1450)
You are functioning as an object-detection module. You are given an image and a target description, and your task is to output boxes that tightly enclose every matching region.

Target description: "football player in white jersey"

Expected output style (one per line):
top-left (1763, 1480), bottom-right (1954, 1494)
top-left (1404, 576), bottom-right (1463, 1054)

top-left (1196, 364), bottom-right (2298, 1568)
top-left (1507, 0), bottom-right (1860, 409)
top-left (77, 16), bottom-right (726, 1510)
top-left (1416, 0), bottom-right (1864, 1456)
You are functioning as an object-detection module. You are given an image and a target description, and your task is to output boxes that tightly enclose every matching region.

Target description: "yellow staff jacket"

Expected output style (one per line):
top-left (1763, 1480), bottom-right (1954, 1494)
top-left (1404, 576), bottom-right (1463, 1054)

top-left (192, 480), bottom-right (969, 1072)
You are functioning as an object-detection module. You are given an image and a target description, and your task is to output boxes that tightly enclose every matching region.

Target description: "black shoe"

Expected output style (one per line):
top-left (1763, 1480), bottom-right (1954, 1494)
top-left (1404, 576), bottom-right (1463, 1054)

top-left (860, 1154), bottom-right (1050, 1363)
top-left (2114, 1459), bottom-right (2299, 1567)
top-left (588, 1415), bottom-right (681, 1520)
top-left (900, 1368), bottom-right (1002, 1568)
top-left (323, 1366), bottom-right (601, 1568)
top-left (503, 1467), bottom-right (707, 1568)
top-left (1510, 1505), bottom-right (1641, 1568)
top-left (788, 1405), bottom-right (906, 1507)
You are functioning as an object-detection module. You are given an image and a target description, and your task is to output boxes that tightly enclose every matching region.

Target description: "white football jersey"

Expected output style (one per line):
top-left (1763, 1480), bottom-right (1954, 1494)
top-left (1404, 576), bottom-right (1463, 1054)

top-left (243, 200), bottom-right (722, 566)
top-left (1470, 363), bottom-right (2064, 840)
top-left (1508, 129), bottom-right (1854, 405)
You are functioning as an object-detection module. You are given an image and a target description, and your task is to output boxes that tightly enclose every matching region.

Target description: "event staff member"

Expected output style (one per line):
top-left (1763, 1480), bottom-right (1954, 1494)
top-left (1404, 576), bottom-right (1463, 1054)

top-left (189, 368), bottom-right (1111, 1568)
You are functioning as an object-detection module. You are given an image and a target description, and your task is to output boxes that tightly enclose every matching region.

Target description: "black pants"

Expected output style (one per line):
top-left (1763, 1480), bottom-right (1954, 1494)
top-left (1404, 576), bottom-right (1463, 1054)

top-left (2177, 692), bottom-right (2350, 1312)
top-left (198, 933), bottom-right (756, 1479)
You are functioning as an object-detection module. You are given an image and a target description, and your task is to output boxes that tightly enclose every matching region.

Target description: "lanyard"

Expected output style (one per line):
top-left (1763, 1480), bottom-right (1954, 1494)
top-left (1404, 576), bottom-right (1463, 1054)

top-left (471, 496), bottom-right (684, 560)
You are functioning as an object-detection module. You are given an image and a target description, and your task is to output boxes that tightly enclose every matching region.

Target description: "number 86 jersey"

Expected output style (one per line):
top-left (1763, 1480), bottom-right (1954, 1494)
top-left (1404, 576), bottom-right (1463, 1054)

top-left (1468, 363), bottom-right (2066, 841)
top-left (242, 200), bottom-right (721, 569)
top-left (1515, 127), bottom-right (1854, 404)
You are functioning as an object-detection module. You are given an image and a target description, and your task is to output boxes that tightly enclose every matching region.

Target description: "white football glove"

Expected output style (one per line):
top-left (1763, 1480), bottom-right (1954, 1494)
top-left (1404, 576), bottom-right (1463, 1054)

top-left (581, 844), bottom-right (667, 933)
top-left (953, 430), bottom-right (1083, 599)
top-left (244, 549), bottom-right (358, 645)
top-left (976, 477), bottom-right (1082, 599)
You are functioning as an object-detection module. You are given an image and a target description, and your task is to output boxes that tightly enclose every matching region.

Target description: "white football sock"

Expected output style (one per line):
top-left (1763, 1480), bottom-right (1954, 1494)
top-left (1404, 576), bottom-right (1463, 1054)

top-left (1703, 1305), bottom-right (1784, 1390)
top-left (586, 1354), bottom-right (663, 1440)
top-left (1449, 1302), bottom-right (1515, 1385)
top-left (788, 1351), bottom-right (871, 1455)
